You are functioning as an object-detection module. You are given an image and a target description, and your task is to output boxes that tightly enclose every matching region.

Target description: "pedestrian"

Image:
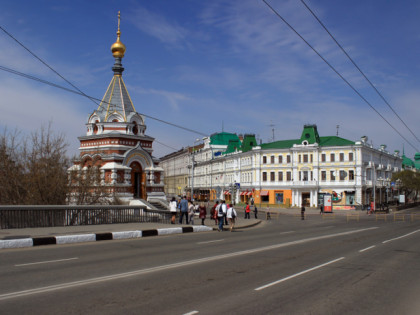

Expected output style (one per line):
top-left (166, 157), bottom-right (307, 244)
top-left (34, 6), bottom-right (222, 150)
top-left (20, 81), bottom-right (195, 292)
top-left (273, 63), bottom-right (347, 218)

top-left (188, 201), bottom-right (195, 225)
top-left (301, 204), bottom-right (305, 220)
top-left (266, 207), bottom-right (271, 220)
top-left (320, 205), bottom-right (324, 215)
top-left (213, 201), bottom-right (222, 225)
top-left (245, 202), bottom-right (251, 219)
top-left (178, 196), bottom-right (189, 224)
top-left (169, 197), bottom-right (177, 224)
top-left (254, 206), bottom-right (258, 219)
top-left (217, 201), bottom-right (226, 231)
top-left (221, 200), bottom-right (228, 225)
top-left (227, 204), bottom-right (237, 232)
top-left (199, 202), bottom-right (207, 225)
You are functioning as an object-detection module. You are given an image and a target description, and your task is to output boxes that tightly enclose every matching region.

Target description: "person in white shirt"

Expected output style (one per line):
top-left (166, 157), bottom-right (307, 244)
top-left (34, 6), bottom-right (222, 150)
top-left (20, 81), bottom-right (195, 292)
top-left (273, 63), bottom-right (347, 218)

top-left (226, 204), bottom-right (237, 232)
top-left (169, 197), bottom-right (177, 224)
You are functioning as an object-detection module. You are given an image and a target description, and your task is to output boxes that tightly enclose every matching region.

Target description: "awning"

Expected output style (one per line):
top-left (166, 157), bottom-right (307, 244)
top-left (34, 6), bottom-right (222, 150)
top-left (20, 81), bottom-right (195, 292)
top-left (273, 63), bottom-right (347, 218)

top-left (240, 192), bottom-right (246, 196)
top-left (260, 190), bottom-right (269, 196)
top-left (247, 192), bottom-right (253, 196)
top-left (224, 190), bottom-right (231, 195)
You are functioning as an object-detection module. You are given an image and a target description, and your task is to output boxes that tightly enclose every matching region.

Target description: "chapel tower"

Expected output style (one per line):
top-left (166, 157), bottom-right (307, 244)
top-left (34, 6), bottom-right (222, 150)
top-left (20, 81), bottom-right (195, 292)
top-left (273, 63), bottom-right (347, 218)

top-left (69, 12), bottom-right (165, 203)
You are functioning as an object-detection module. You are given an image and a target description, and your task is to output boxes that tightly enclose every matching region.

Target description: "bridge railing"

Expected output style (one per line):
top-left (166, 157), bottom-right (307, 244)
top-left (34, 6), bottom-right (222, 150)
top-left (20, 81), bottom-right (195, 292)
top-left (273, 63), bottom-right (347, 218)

top-left (0, 205), bottom-right (171, 229)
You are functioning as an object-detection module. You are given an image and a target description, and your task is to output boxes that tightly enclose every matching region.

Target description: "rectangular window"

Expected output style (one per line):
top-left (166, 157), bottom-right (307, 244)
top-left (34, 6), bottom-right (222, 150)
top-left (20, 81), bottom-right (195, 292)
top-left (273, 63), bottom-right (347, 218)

top-left (322, 154), bottom-right (326, 162)
top-left (262, 172), bottom-right (267, 182)
top-left (263, 156), bottom-right (267, 164)
top-left (287, 171), bottom-right (291, 181)
top-left (287, 155), bottom-right (291, 163)
top-left (303, 171), bottom-right (308, 181)
top-left (303, 154), bottom-right (308, 163)
top-left (278, 155), bottom-right (283, 163)
top-left (340, 153), bottom-right (344, 162)
top-left (321, 171), bottom-right (326, 181)
top-left (271, 156), bottom-right (275, 164)
top-left (349, 170), bottom-right (354, 180)
top-left (340, 170), bottom-right (346, 180)
top-left (330, 171), bottom-right (335, 181)
top-left (349, 153), bottom-right (354, 161)
top-left (330, 153), bottom-right (335, 162)
top-left (310, 154), bottom-right (313, 163)
top-left (270, 172), bottom-right (275, 181)
top-left (278, 171), bottom-right (283, 181)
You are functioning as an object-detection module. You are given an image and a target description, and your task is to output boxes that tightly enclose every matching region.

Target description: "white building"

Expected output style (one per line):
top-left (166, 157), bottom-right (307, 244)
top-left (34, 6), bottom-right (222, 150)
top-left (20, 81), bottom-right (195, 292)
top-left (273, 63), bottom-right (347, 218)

top-left (160, 125), bottom-right (402, 208)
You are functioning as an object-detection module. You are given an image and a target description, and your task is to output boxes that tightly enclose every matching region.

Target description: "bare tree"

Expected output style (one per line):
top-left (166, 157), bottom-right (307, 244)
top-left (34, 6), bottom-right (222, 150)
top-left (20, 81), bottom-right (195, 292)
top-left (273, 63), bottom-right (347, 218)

top-left (0, 124), bottom-right (69, 205)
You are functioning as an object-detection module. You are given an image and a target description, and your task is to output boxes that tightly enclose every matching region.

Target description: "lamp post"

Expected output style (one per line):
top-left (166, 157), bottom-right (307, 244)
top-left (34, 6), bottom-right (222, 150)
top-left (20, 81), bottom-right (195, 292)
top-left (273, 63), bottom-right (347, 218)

top-left (378, 177), bottom-right (383, 207)
top-left (191, 138), bottom-right (205, 201)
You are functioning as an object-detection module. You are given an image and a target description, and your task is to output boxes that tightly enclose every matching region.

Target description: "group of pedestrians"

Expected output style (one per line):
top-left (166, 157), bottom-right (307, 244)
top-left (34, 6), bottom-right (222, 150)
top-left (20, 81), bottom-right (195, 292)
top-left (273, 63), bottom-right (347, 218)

top-left (210, 200), bottom-right (237, 232)
top-left (169, 196), bottom-right (207, 225)
top-left (170, 197), bottom-right (248, 231)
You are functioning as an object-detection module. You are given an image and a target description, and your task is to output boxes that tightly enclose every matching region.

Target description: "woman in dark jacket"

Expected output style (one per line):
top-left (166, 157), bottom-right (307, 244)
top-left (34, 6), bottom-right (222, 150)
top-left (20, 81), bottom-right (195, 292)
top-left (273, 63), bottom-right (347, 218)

top-left (199, 202), bottom-right (207, 225)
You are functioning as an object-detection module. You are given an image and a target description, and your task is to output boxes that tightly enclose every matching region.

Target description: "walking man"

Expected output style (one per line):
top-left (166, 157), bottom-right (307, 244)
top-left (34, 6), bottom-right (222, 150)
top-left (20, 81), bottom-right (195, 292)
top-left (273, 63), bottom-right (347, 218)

top-left (179, 196), bottom-right (189, 224)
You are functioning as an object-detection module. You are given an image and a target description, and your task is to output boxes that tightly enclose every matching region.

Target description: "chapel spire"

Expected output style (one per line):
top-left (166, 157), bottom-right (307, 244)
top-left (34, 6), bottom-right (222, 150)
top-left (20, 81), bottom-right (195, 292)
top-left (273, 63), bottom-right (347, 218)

top-left (111, 11), bottom-right (126, 75)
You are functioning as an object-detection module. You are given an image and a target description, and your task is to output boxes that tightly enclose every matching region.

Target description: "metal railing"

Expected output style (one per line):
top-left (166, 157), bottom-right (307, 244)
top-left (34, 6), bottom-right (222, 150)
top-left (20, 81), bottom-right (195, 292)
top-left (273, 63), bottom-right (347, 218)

top-left (0, 205), bottom-right (172, 229)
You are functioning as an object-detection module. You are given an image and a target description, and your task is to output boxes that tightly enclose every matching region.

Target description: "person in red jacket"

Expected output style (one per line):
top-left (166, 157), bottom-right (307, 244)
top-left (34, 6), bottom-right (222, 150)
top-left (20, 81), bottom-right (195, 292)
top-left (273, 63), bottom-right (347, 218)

top-left (245, 202), bottom-right (251, 219)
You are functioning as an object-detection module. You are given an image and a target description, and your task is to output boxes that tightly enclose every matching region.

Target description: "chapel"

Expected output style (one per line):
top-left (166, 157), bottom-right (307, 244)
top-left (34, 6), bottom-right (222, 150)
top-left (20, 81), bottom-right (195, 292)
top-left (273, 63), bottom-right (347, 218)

top-left (68, 12), bottom-right (165, 203)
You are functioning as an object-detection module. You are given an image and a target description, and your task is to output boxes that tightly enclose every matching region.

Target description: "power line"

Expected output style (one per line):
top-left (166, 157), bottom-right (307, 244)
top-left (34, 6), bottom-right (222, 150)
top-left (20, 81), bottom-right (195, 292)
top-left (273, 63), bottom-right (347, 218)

top-left (0, 64), bottom-right (208, 138)
top-left (0, 25), bottom-right (99, 106)
top-left (262, 0), bottom-right (419, 152)
top-left (300, 0), bottom-right (420, 144)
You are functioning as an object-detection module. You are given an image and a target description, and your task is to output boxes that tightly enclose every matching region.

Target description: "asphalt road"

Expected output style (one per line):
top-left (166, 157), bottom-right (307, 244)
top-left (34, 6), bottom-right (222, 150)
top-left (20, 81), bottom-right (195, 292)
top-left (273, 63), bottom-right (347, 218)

top-left (1, 209), bottom-right (419, 315)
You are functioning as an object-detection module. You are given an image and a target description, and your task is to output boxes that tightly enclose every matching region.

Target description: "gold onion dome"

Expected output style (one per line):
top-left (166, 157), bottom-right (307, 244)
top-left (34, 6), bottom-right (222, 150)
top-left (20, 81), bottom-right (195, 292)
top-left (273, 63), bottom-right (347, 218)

top-left (111, 11), bottom-right (126, 58)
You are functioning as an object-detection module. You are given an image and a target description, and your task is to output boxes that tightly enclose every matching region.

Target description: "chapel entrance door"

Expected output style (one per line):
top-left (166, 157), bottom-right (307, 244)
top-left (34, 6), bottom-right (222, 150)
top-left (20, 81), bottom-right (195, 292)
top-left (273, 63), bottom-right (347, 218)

top-left (130, 162), bottom-right (146, 199)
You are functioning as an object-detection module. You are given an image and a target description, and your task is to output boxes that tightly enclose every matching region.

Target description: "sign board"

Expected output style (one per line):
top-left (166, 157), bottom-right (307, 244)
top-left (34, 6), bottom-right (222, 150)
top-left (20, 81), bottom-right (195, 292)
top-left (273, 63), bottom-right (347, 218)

top-left (399, 194), bottom-right (405, 204)
top-left (235, 183), bottom-right (240, 189)
top-left (323, 195), bottom-right (333, 213)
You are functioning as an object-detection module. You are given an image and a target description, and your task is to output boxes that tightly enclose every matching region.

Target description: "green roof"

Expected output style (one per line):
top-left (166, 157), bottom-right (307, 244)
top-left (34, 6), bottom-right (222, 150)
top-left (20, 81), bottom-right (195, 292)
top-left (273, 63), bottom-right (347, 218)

top-left (318, 136), bottom-right (355, 146)
top-left (261, 135), bottom-right (355, 150)
top-left (261, 139), bottom-right (300, 149)
top-left (300, 125), bottom-right (320, 144)
top-left (210, 132), bottom-right (240, 146)
top-left (224, 139), bottom-right (242, 154)
top-left (402, 155), bottom-right (415, 169)
top-left (241, 134), bottom-right (257, 152)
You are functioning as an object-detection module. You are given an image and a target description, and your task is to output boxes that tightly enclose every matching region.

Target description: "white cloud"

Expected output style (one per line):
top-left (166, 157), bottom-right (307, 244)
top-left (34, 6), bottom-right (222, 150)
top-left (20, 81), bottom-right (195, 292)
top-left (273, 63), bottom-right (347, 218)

top-left (127, 6), bottom-right (189, 48)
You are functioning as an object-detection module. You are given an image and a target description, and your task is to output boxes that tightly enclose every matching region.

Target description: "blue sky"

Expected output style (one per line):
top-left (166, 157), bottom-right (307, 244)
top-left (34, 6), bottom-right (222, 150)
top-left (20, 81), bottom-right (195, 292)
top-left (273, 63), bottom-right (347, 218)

top-left (1, 0), bottom-right (420, 159)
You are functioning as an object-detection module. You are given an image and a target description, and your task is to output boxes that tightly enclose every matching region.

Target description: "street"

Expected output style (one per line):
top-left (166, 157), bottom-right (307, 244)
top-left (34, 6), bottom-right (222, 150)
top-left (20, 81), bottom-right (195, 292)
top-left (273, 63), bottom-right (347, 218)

top-left (1, 210), bottom-right (420, 315)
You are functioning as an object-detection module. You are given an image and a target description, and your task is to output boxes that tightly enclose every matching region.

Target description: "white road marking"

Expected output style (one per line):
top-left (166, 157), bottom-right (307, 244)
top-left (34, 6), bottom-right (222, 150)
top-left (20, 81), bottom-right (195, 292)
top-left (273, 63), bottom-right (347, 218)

top-left (15, 257), bottom-right (79, 267)
top-left (183, 311), bottom-right (199, 315)
top-left (0, 227), bottom-right (378, 301)
top-left (255, 257), bottom-right (345, 291)
top-left (382, 229), bottom-right (420, 244)
top-left (279, 231), bottom-right (295, 234)
top-left (197, 239), bottom-right (224, 245)
top-left (359, 245), bottom-right (376, 253)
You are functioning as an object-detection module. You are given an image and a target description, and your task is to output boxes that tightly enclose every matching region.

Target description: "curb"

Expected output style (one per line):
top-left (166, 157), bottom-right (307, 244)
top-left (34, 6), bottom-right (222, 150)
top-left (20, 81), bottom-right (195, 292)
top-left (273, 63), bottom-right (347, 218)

top-left (0, 226), bottom-right (213, 250)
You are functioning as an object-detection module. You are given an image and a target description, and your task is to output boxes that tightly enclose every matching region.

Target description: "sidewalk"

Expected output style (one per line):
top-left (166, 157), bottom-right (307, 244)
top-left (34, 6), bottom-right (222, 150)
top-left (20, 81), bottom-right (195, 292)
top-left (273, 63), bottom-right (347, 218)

top-left (0, 216), bottom-right (261, 250)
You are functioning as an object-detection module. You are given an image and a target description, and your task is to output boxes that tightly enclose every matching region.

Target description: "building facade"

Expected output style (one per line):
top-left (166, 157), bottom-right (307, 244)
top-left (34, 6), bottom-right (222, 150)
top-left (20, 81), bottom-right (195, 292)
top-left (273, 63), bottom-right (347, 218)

top-left (160, 125), bottom-right (402, 208)
top-left (68, 13), bottom-right (165, 203)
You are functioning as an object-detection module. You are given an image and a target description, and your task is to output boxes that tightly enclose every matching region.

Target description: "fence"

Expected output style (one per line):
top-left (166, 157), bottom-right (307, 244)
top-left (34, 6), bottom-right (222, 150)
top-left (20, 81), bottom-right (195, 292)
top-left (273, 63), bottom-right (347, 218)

top-left (0, 205), bottom-right (172, 229)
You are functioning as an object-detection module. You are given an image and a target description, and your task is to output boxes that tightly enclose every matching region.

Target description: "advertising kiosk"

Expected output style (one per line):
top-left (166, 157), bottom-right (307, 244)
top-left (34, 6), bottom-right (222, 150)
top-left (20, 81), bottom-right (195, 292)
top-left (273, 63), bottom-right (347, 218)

top-left (323, 194), bottom-right (333, 213)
